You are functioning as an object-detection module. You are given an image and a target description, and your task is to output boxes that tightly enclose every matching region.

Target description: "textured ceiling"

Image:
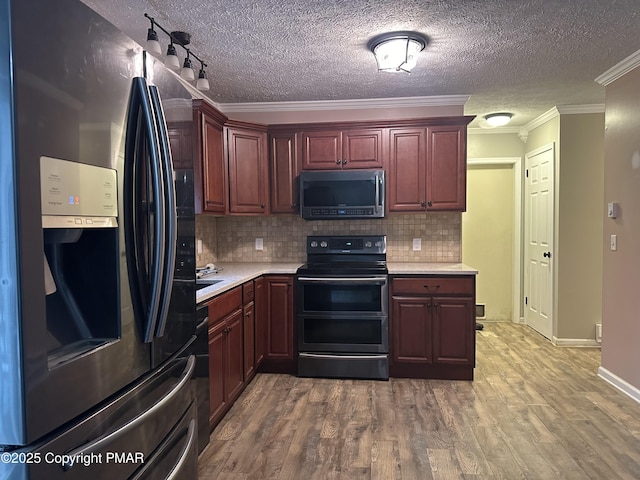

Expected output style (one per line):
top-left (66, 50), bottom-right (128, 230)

top-left (79, 0), bottom-right (640, 127)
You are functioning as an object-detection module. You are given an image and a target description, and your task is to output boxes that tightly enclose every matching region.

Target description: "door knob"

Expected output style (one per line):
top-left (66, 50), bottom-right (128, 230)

top-left (543, 252), bottom-right (552, 258)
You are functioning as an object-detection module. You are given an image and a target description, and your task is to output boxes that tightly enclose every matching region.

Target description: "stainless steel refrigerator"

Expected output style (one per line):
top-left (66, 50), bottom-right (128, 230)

top-left (0, 0), bottom-right (203, 478)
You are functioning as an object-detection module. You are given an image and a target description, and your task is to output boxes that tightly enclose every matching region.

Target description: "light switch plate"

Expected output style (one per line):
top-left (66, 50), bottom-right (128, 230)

top-left (196, 239), bottom-right (203, 254)
top-left (610, 234), bottom-right (617, 251)
top-left (412, 238), bottom-right (422, 251)
top-left (255, 238), bottom-right (264, 251)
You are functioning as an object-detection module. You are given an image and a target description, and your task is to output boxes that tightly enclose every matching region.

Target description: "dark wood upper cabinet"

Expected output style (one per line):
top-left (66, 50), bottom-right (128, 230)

top-left (192, 100), bottom-right (227, 214)
top-left (301, 128), bottom-right (383, 170)
top-left (426, 125), bottom-right (467, 211)
top-left (269, 131), bottom-right (301, 214)
top-left (388, 128), bottom-right (426, 212)
top-left (388, 119), bottom-right (470, 212)
top-left (225, 120), bottom-right (269, 215)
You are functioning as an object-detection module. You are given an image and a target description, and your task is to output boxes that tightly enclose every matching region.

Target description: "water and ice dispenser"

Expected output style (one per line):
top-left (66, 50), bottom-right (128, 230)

top-left (40, 156), bottom-right (120, 368)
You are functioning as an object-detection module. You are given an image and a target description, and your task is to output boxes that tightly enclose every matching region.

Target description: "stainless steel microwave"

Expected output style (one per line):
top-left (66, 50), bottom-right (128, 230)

top-left (299, 169), bottom-right (385, 220)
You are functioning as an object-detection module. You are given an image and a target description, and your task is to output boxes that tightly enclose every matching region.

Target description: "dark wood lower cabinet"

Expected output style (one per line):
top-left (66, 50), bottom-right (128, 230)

top-left (390, 275), bottom-right (476, 380)
top-left (258, 275), bottom-right (296, 374)
top-left (207, 287), bottom-right (244, 428)
top-left (205, 272), bottom-right (475, 431)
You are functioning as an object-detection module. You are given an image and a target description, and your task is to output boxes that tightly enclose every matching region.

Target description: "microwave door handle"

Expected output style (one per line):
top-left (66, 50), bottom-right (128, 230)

top-left (375, 174), bottom-right (380, 213)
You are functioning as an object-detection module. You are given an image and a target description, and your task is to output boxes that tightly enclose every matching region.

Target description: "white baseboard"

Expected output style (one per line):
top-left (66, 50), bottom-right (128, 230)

top-left (598, 366), bottom-right (640, 404)
top-left (552, 337), bottom-right (600, 347)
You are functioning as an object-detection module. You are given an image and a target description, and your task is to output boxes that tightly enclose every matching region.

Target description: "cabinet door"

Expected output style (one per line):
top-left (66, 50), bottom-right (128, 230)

top-left (254, 277), bottom-right (266, 368)
top-left (426, 125), bottom-right (466, 211)
top-left (243, 301), bottom-right (255, 379)
top-left (342, 129), bottom-right (383, 169)
top-left (270, 132), bottom-right (300, 213)
top-left (265, 276), bottom-right (294, 360)
top-left (225, 309), bottom-right (245, 403)
top-left (227, 127), bottom-right (268, 214)
top-left (208, 318), bottom-right (227, 425)
top-left (432, 296), bottom-right (474, 365)
top-left (388, 128), bottom-right (426, 212)
top-left (391, 296), bottom-right (432, 364)
top-left (167, 122), bottom-right (193, 171)
top-left (301, 131), bottom-right (342, 170)
top-left (201, 113), bottom-right (226, 214)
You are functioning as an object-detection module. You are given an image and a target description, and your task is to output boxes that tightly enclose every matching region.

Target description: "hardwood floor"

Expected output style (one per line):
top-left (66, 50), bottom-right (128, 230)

top-left (198, 322), bottom-right (640, 479)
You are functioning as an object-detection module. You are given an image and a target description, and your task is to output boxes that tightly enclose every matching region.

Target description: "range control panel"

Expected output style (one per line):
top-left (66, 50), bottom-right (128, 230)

top-left (306, 235), bottom-right (386, 254)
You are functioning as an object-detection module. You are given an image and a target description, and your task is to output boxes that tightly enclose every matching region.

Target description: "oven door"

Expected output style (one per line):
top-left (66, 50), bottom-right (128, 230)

top-left (296, 275), bottom-right (388, 315)
top-left (298, 314), bottom-right (388, 353)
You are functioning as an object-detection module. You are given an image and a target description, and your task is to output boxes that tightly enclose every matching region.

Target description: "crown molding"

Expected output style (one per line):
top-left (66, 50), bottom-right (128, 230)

top-left (555, 104), bottom-right (605, 114)
top-left (217, 95), bottom-right (470, 113)
top-left (468, 126), bottom-right (521, 135)
top-left (524, 107), bottom-right (560, 132)
top-left (595, 49), bottom-right (640, 86)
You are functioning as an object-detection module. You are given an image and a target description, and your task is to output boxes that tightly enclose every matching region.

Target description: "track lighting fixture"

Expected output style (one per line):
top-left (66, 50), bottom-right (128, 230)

top-left (196, 63), bottom-right (210, 91)
top-left (144, 13), bottom-right (211, 91)
top-left (164, 42), bottom-right (180, 70)
top-left (180, 53), bottom-right (195, 81)
top-left (145, 17), bottom-right (162, 55)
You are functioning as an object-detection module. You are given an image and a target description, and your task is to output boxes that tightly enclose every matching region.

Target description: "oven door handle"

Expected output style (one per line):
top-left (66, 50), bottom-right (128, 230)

top-left (299, 353), bottom-right (388, 360)
top-left (297, 276), bottom-right (388, 284)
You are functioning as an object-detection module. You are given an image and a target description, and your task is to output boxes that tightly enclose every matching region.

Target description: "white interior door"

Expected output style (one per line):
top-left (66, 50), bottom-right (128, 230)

top-left (524, 145), bottom-right (554, 339)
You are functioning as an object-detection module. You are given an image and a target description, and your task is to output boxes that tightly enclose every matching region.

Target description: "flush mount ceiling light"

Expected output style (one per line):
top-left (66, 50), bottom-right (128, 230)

top-left (368, 31), bottom-right (428, 73)
top-left (143, 14), bottom-right (211, 91)
top-left (484, 112), bottom-right (513, 127)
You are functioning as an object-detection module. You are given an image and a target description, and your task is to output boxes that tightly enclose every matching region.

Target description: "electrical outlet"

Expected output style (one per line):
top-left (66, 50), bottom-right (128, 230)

top-left (412, 238), bottom-right (421, 251)
top-left (255, 238), bottom-right (264, 251)
top-left (196, 239), bottom-right (203, 254)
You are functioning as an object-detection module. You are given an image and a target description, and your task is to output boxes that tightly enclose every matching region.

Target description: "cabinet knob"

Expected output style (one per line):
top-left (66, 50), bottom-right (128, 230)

top-left (335, 159), bottom-right (341, 165)
top-left (342, 159), bottom-right (347, 165)
top-left (420, 200), bottom-right (426, 208)
top-left (261, 203), bottom-right (266, 209)
top-left (427, 200), bottom-right (433, 207)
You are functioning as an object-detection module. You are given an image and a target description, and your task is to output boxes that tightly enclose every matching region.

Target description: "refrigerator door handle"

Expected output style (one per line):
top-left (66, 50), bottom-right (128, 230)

top-left (124, 77), bottom-right (166, 343)
top-left (166, 419), bottom-right (197, 480)
top-left (62, 355), bottom-right (196, 471)
top-left (149, 85), bottom-right (177, 338)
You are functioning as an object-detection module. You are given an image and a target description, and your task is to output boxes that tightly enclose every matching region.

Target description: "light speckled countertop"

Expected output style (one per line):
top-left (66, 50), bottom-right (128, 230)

top-left (196, 262), bottom-right (302, 304)
top-left (196, 262), bottom-right (477, 304)
top-left (388, 262), bottom-right (478, 275)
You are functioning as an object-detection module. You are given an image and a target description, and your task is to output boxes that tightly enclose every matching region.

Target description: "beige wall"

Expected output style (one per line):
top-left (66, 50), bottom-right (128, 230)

top-left (525, 113), bottom-right (605, 342)
top-left (463, 164), bottom-right (514, 321)
top-left (556, 114), bottom-right (604, 340)
top-left (601, 65), bottom-right (640, 389)
top-left (467, 132), bottom-right (525, 158)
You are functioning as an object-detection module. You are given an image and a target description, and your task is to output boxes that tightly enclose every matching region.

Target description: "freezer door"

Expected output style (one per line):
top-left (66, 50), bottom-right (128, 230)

top-left (2, 341), bottom-right (197, 480)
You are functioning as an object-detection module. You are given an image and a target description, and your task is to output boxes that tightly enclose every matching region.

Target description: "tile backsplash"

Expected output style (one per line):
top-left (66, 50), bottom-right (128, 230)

top-left (196, 213), bottom-right (461, 265)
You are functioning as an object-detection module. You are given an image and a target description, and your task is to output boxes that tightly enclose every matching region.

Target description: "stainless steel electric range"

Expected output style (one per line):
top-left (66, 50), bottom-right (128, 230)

top-left (296, 235), bottom-right (389, 380)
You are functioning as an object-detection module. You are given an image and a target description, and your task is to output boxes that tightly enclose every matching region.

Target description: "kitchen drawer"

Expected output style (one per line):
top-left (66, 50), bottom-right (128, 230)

top-left (207, 286), bottom-right (242, 322)
top-left (242, 281), bottom-right (255, 304)
top-left (391, 276), bottom-right (474, 295)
